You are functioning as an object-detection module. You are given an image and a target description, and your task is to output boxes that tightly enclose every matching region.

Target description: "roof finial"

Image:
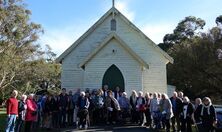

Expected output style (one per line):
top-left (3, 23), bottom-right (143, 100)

top-left (112, 0), bottom-right (115, 7)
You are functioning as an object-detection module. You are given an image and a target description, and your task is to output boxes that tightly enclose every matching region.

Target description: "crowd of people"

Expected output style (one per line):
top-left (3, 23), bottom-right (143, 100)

top-left (5, 85), bottom-right (218, 132)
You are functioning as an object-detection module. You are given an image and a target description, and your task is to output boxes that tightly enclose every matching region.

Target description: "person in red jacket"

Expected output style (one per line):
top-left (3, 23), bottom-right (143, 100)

top-left (6, 90), bottom-right (19, 132)
top-left (25, 94), bottom-right (37, 132)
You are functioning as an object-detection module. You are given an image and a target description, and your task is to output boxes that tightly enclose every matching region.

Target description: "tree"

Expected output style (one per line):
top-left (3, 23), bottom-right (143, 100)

top-left (0, 0), bottom-right (61, 101)
top-left (166, 16), bottom-right (222, 100)
top-left (161, 16), bottom-right (205, 51)
top-left (216, 15), bottom-right (222, 26)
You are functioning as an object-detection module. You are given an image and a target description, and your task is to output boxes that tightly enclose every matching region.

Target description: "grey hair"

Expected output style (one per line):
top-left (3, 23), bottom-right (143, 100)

top-left (80, 91), bottom-right (85, 96)
top-left (162, 93), bottom-right (169, 99)
top-left (28, 93), bottom-right (35, 99)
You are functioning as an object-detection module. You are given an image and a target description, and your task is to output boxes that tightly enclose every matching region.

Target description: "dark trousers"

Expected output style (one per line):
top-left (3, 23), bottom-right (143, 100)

top-left (52, 111), bottom-right (59, 128)
top-left (78, 109), bottom-right (88, 126)
top-left (15, 117), bottom-right (24, 132)
top-left (107, 110), bottom-right (118, 123)
top-left (131, 108), bottom-right (139, 123)
top-left (59, 109), bottom-right (67, 127)
top-left (201, 122), bottom-right (215, 132)
top-left (138, 111), bottom-right (144, 125)
top-left (162, 115), bottom-right (170, 132)
top-left (145, 109), bottom-right (151, 126)
top-left (25, 121), bottom-right (33, 132)
top-left (93, 108), bottom-right (103, 124)
top-left (172, 114), bottom-right (181, 131)
top-left (181, 117), bottom-right (192, 132)
top-left (68, 109), bottom-right (74, 125)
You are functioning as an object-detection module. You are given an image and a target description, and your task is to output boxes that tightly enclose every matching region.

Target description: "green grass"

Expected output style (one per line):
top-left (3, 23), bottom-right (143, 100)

top-left (0, 107), bottom-right (6, 132)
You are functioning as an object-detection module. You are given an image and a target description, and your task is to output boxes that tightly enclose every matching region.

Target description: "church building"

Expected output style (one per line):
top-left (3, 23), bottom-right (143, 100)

top-left (56, 4), bottom-right (173, 95)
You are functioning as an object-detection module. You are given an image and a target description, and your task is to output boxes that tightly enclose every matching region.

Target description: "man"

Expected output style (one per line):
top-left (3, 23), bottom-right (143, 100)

top-left (113, 86), bottom-right (121, 101)
top-left (59, 88), bottom-right (68, 127)
top-left (102, 85), bottom-right (109, 98)
top-left (67, 90), bottom-right (74, 126)
top-left (6, 90), bottom-right (19, 132)
top-left (170, 92), bottom-right (183, 132)
top-left (73, 88), bottom-right (80, 127)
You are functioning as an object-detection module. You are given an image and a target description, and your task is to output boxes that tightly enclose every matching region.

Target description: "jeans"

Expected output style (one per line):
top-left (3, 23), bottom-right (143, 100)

top-left (6, 114), bottom-right (17, 132)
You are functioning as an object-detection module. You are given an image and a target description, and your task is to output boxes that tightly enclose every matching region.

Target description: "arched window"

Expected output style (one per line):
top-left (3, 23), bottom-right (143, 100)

top-left (111, 19), bottom-right (116, 31)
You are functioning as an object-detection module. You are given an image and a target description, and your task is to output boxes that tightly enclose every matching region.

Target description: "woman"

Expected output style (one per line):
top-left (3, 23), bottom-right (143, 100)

top-left (92, 89), bottom-right (104, 124)
top-left (194, 97), bottom-right (217, 132)
top-left (15, 95), bottom-right (27, 132)
top-left (118, 92), bottom-right (130, 123)
top-left (144, 92), bottom-right (151, 127)
top-left (43, 94), bottom-right (55, 130)
top-left (194, 98), bottom-right (202, 110)
top-left (77, 91), bottom-right (90, 129)
top-left (160, 93), bottom-right (173, 132)
top-left (25, 94), bottom-right (37, 132)
top-left (104, 90), bottom-right (120, 125)
top-left (180, 96), bottom-right (194, 132)
top-left (130, 90), bottom-right (138, 123)
top-left (136, 91), bottom-right (145, 126)
top-left (150, 92), bottom-right (161, 129)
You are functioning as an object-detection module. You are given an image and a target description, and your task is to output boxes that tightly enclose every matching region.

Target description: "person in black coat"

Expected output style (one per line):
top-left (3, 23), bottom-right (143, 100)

top-left (180, 96), bottom-right (194, 132)
top-left (194, 97), bottom-right (217, 132)
top-left (130, 90), bottom-right (139, 124)
top-left (15, 95), bottom-right (27, 132)
top-left (170, 91), bottom-right (183, 132)
top-left (59, 88), bottom-right (68, 127)
top-left (113, 86), bottom-right (121, 101)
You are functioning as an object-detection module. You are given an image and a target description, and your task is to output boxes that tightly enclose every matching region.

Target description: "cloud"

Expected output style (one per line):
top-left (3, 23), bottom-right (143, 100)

top-left (39, 28), bottom-right (76, 56)
top-left (140, 22), bottom-right (177, 44)
top-left (115, 0), bottom-right (135, 21)
top-left (39, 23), bottom-right (91, 56)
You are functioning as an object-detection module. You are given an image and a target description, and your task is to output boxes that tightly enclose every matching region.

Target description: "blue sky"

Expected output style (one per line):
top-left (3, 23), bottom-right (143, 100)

top-left (25, 0), bottom-right (222, 56)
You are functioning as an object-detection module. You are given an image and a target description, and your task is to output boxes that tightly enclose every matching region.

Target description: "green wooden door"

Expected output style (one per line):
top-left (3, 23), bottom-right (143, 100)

top-left (102, 65), bottom-right (125, 92)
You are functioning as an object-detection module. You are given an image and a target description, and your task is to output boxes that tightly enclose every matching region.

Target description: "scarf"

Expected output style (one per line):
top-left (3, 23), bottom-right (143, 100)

top-left (201, 103), bottom-right (212, 116)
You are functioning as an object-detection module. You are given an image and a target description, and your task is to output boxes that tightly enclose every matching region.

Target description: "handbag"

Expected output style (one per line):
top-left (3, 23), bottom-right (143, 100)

top-left (139, 104), bottom-right (146, 112)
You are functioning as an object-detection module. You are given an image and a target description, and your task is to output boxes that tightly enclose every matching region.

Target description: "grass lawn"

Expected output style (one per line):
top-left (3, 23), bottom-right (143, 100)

top-left (0, 107), bottom-right (6, 132)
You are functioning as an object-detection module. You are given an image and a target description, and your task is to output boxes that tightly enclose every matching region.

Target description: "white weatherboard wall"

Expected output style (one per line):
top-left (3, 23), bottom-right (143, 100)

top-left (58, 8), bottom-right (172, 95)
top-left (83, 39), bottom-right (142, 95)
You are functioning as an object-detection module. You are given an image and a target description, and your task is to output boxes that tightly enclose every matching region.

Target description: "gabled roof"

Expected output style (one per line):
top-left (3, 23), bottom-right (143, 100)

top-left (56, 7), bottom-right (173, 64)
top-left (79, 33), bottom-right (149, 69)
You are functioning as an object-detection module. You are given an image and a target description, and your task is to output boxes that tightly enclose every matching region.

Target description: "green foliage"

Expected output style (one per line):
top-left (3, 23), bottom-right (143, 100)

top-left (162, 16), bottom-right (205, 51)
top-left (0, 0), bottom-right (61, 100)
top-left (165, 15), bottom-right (222, 99)
top-left (0, 108), bottom-right (6, 132)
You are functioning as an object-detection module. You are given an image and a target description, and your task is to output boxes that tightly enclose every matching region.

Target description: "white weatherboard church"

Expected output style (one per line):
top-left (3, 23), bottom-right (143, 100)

top-left (56, 3), bottom-right (174, 95)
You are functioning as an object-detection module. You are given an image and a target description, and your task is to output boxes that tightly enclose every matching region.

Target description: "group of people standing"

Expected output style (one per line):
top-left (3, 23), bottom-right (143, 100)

top-left (5, 86), bottom-right (218, 132)
top-left (6, 90), bottom-right (37, 132)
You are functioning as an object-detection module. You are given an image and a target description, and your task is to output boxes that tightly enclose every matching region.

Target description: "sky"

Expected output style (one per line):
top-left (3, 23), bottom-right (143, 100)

top-left (25, 0), bottom-right (222, 56)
